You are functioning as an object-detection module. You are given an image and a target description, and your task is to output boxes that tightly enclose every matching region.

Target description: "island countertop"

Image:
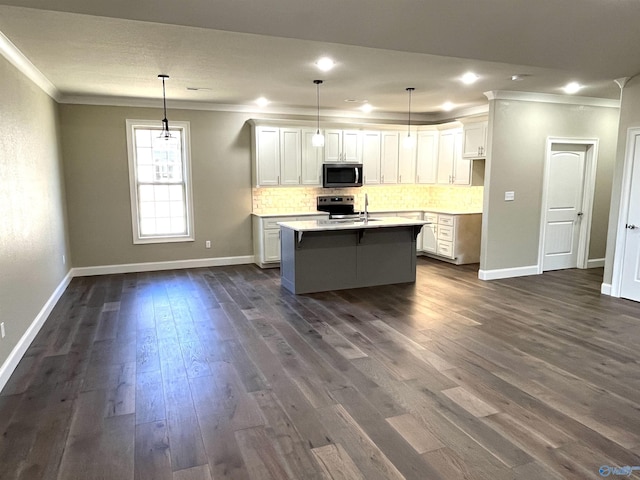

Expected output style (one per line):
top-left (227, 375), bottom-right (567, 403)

top-left (277, 216), bottom-right (428, 232)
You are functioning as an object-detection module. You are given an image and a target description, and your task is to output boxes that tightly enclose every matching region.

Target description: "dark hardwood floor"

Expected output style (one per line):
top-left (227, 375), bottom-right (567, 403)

top-left (2, 258), bottom-right (640, 479)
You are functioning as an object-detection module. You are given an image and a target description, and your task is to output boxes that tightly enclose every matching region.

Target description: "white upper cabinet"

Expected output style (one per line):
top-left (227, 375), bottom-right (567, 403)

top-left (416, 130), bottom-right (438, 184)
top-left (301, 129), bottom-right (323, 186)
top-left (361, 130), bottom-right (381, 184)
top-left (279, 128), bottom-right (302, 185)
top-left (253, 125), bottom-right (281, 186)
top-left (324, 129), bottom-right (362, 163)
top-left (380, 131), bottom-right (399, 184)
top-left (437, 128), bottom-right (469, 185)
top-left (462, 120), bottom-right (488, 158)
top-left (251, 119), bottom-right (480, 187)
top-left (398, 133), bottom-right (417, 184)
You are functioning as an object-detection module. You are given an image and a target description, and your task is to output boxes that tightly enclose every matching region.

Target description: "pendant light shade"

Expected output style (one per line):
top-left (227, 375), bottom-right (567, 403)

top-left (312, 80), bottom-right (325, 147)
top-left (403, 87), bottom-right (416, 149)
top-left (158, 74), bottom-right (172, 140)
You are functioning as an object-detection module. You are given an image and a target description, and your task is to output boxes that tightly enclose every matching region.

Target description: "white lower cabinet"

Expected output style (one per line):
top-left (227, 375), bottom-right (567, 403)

top-left (422, 212), bottom-right (482, 264)
top-left (253, 214), bottom-right (327, 268)
top-left (422, 213), bottom-right (438, 254)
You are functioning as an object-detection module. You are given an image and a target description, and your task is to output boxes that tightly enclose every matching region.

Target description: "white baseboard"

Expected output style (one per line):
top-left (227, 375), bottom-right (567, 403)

top-left (587, 258), bottom-right (605, 268)
top-left (478, 265), bottom-right (540, 281)
top-left (601, 283), bottom-right (613, 296)
top-left (71, 255), bottom-right (255, 276)
top-left (0, 270), bottom-right (73, 392)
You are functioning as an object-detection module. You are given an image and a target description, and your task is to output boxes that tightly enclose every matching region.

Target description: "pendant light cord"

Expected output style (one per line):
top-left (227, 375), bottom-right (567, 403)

top-left (314, 80), bottom-right (323, 134)
top-left (406, 87), bottom-right (414, 137)
top-left (159, 74), bottom-right (170, 139)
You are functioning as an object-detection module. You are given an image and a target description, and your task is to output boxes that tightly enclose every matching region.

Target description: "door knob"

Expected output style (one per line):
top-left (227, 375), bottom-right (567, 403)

top-left (577, 212), bottom-right (583, 217)
top-left (627, 224), bottom-right (638, 229)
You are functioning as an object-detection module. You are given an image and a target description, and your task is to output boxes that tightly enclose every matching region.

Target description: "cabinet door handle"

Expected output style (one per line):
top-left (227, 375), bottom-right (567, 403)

top-left (277, 175), bottom-right (280, 184)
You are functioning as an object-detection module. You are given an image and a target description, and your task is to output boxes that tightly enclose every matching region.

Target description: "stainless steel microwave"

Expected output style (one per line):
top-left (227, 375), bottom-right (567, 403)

top-left (322, 163), bottom-right (363, 188)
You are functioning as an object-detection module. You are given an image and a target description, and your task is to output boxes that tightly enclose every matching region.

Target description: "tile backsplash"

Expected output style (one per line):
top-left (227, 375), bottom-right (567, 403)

top-left (252, 185), bottom-right (484, 214)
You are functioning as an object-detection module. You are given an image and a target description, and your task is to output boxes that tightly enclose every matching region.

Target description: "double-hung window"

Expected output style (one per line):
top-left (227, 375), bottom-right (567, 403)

top-left (126, 119), bottom-right (194, 244)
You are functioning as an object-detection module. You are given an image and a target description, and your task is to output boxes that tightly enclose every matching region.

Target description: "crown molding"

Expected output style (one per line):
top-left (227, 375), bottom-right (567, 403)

top-left (0, 30), bottom-right (60, 101)
top-left (58, 94), bottom-right (446, 123)
top-left (484, 90), bottom-right (620, 108)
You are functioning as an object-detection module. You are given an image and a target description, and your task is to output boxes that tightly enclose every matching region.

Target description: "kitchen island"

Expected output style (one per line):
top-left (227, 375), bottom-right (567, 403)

top-left (278, 217), bottom-right (427, 294)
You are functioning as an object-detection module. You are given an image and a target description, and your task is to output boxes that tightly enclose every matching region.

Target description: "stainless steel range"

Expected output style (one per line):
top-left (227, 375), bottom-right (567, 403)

top-left (316, 195), bottom-right (361, 220)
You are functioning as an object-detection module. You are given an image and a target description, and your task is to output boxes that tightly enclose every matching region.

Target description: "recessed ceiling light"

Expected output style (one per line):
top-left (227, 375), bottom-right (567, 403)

top-left (441, 101), bottom-right (455, 112)
top-left (563, 82), bottom-right (582, 94)
top-left (360, 103), bottom-right (373, 113)
top-left (255, 97), bottom-right (270, 107)
top-left (510, 74), bottom-right (530, 81)
top-left (461, 72), bottom-right (479, 85)
top-left (316, 57), bottom-right (335, 72)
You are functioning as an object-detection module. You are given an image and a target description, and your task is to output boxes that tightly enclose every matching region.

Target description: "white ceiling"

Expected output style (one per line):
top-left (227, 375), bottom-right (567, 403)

top-left (0, 0), bottom-right (636, 119)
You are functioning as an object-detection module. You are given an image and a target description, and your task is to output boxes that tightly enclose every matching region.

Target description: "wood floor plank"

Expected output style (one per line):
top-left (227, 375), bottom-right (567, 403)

top-left (135, 421), bottom-right (172, 480)
top-left (163, 376), bottom-right (208, 472)
top-left (386, 413), bottom-right (445, 453)
top-left (316, 403), bottom-right (406, 480)
top-left (2, 262), bottom-right (640, 480)
top-left (57, 390), bottom-right (135, 480)
top-left (311, 443), bottom-right (366, 480)
top-left (173, 464), bottom-right (213, 480)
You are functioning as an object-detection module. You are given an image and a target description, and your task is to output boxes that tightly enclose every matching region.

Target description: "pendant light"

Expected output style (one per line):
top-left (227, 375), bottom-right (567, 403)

top-left (158, 74), bottom-right (172, 140)
top-left (312, 80), bottom-right (325, 147)
top-left (403, 87), bottom-right (416, 149)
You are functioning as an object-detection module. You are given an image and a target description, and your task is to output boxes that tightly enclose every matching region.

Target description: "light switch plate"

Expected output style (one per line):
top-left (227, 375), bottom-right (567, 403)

top-left (505, 191), bottom-right (515, 201)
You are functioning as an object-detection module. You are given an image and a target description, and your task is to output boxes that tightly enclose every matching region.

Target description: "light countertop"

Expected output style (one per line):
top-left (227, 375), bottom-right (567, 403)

top-left (278, 216), bottom-right (428, 232)
top-left (252, 212), bottom-right (329, 218)
top-left (253, 208), bottom-right (481, 217)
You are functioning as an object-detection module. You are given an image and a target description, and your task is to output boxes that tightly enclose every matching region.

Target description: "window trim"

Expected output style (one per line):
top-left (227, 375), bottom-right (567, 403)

top-left (126, 119), bottom-right (195, 244)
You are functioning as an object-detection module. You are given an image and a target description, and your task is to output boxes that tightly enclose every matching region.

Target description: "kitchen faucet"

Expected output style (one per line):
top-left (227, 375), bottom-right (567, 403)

top-left (364, 193), bottom-right (369, 222)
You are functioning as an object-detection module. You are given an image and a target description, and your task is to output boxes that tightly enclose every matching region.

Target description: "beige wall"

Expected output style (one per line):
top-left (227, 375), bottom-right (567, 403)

top-left (0, 57), bottom-right (70, 366)
top-left (481, 99), bottom-right (619, 272)
top-left (604, 77), bottom-right (640, 285)
top-left (59, 105), bottom-right (254, 267)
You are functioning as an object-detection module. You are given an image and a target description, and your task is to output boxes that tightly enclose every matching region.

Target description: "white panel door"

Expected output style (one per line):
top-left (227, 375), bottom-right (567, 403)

top-left (362, 130), bottom-right (381, 184)
top-left (324, 129), bottom-right (343, 162)
top-left (620, 135), bottom-right (640, 301)
top-left (279, 128), bottom-right (301, 185)
top-left (398, 138), bottom-right (417, 184)
top-left (301, 129), bottom-right (323, 185)
top-left (255, 126), bottom-right (280, 186)
top-left (342, 130), bottom-right (362, 163)
top-left (416, 131), bottom-right (438, 184)
top-left (543, 148), bottom-right (586, 271)
top-left (437, 130), bottom-right (455, 184)
top-left (380, 131), bottom-right (399, 184)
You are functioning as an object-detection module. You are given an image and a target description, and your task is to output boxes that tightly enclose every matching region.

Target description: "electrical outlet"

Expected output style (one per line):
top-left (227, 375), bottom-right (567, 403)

top-left (1, 322), bottom-right (5, 339)
top-left (205, 240), bottom-right (211, 249)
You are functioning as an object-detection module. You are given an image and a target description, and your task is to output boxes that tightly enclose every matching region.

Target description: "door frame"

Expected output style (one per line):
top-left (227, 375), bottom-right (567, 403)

top-left (537, 137), bottom-right (599, 273)
top-left (611, 127), bottom-right (640, 297)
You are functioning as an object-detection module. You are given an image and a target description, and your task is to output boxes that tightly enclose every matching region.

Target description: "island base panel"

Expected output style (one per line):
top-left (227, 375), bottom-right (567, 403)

top-left (280, 227), bottom-right (418, 294)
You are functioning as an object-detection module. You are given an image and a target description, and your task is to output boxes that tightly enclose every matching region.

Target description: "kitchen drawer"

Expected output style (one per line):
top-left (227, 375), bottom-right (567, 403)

top-left (438, 214), bottom-right (455, 226)
top-left (263, 216), bottom-right (294, 229)
top-left (424, 213), bottom-right (438, 223)
top-left (437, 240), bottom-right (454, 258)
top-left (437, 225), bottom-right (454, 241)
